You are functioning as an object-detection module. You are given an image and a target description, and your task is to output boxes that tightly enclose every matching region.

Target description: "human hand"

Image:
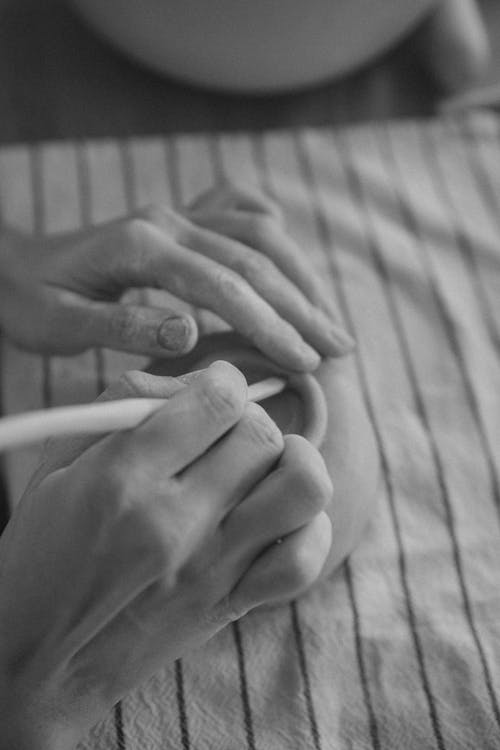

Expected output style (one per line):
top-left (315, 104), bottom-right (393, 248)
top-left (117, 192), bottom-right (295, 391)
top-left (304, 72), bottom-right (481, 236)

top-left (417, 0), bottom-right (490, 93)
top-left (0, 183), bottom-right (353, 372)
top-left (149, 331), bottom-right (381, 585)
top-left (0, 362), bottom-right (333, 749)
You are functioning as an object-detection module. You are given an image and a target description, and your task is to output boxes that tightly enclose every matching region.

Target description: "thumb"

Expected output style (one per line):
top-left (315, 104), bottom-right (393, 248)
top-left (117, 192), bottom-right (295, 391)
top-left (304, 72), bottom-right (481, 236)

top-left (32, 368), bottom-right (204, 483)
top-left (417, 0), bottom-right (490, 93)
top-left (79, 301), bottom-right (199, 358)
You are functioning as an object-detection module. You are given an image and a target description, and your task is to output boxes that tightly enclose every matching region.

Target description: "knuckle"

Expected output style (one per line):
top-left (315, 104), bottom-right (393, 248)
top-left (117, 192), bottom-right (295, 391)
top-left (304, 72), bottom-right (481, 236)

top-left (200, 367), bottom-right (245, 422)
top-left (139, 203), bottom-right (166, 225)
top-left (90, 456), bottom-right (184, 576)
top-left (117, 218), bottom-right (157, 273)
top-left (236, 250), bottom-right (275, 285)
top-left (122, 506), bottom-right (183, 587)
top-left (246, 214), bottom-right (276, 244)
top-left (241, 402), bottom-right (284, 453)
top-left (115, 369), bottom-right (150, 397)
top-left (90, 457), bottom-right (129, 517)
top-left (288, 461), bottom-right (333, 514)
top-left (207, 594), bottom-right (246, 626)
top-left (109, 308), bottom-right (141, 345)
top-left (229, 184), bottom-right (283, 220)
top-left (213, 267), bottom-right (246, 299)
top-left (286, 540), bottom-right (323, 590)
top-left (120, 216), bottom-right (151, 248)
top-left (140, 203), bottom-right (188, 239)
top-left (135, 511), bottom-right (181, 576)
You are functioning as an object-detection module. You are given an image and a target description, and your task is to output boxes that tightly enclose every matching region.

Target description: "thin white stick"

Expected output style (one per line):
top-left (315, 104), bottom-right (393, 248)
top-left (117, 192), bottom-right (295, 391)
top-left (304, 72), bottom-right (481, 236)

top-left (0, 376), bottom-right (286, 453)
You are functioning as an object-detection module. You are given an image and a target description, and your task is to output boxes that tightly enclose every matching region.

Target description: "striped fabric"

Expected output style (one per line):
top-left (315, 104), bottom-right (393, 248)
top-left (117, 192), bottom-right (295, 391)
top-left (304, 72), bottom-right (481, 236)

top-left (2, 111), bottom-right (500, 749)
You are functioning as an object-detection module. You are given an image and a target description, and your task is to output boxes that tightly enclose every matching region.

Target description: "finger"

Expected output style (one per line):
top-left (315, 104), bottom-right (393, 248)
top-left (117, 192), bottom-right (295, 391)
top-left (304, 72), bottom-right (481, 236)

top-left (113, 219), bottom-right (322, 372)
top-left (60, 291), bottom-right (198, 358)
top-left (220, 435), bottom-right (332, 574)
top-left (187, 209), bottom-right (338, 314)
top-left (93, 216), bottom-right (321, 371)
top-left (181, 401), bottom-right (284, 523)
top-left (34, 370), bottom-right (200, 482)
top-left (103, 360), bottom-right (248, 477)
top-left (418, 0), bottom-right (490, 93)
top-left (186, 183), bottom-right (284, 222)
top-left (182, 221), bottom-right (354, 358)
top-left (225, 511), bottom-right (332, 618)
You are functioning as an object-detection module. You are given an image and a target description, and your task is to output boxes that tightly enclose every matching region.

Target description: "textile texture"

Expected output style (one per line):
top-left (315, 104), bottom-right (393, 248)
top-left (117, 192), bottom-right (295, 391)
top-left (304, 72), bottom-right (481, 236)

top-left (1, 111), bottom-right (500, 748)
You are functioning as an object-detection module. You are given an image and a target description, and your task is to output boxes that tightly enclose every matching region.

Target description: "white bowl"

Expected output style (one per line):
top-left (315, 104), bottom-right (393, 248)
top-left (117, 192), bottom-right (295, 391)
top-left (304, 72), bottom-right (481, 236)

top-left (69, 0), bottom-right (434, 93)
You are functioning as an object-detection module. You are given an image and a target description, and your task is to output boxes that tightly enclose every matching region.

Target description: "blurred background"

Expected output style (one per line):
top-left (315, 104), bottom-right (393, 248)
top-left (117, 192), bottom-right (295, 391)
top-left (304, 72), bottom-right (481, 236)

top-left (0, 0), bottom-right (497, 143)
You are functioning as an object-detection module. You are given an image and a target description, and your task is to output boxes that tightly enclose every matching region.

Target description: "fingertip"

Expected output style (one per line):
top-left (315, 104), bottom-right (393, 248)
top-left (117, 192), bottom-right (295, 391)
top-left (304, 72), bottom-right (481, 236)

top-left (290, 343), bottom-right (322, 373)
top-left (156, 314), bottom-right (199, 355)
top-left (206, 359), bottom-right (249, 401)
top-left (324, 326), bottom-right (356, 358)
top-left (230, 512), bottom-right (333, 613)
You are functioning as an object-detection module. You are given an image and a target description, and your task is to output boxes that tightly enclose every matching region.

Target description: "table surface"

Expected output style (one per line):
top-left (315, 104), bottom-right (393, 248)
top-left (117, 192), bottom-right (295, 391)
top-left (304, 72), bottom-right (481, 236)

top-left (0, 0), bottom-right (499, 526)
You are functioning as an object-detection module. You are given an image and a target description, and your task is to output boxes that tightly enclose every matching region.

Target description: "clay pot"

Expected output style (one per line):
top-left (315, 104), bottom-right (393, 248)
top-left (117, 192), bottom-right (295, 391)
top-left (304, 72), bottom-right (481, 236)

top-left (147, 332), bottom-right (380, 579)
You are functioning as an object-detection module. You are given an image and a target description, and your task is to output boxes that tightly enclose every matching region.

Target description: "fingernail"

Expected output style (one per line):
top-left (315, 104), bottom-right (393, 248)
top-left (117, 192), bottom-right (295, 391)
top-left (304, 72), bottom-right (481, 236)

top-left (157, 316), bottom-right (194, 352)
top-left (326, 325), bottom-right (356, 355)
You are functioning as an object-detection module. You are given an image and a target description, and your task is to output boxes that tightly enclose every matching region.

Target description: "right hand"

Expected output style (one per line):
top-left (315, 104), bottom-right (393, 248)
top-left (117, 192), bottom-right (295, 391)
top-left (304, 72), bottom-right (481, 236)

top-left (0, 362), bottom-right (333, 750)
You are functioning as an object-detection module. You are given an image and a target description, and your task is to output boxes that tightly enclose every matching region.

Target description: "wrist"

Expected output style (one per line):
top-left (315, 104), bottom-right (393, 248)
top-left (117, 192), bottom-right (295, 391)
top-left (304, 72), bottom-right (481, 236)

top-left (1, 713), bottom-right (79, 750)
top-left (0, 684), bottom-right (80, 750)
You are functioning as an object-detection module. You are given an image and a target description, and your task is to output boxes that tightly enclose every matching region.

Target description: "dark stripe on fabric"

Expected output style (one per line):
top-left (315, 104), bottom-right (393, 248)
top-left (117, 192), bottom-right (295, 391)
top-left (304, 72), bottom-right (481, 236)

top-left (377, 126), bottom-right (500, 518)
top-left (0, 179), bottom-right (10, 527)
top-left (250, 132), bottom-right (278, 203)
top-left (292, 130), bottom-right (442, 750)
top-left (0, 345), bottom-right (8, 530)
top-left (462, 119), bottom-right (500, 227)
top-left (455, 118), bottom-right (500, 348)
top-left (232, 620), bottom-right (257, 750)
top-left (290, 601), bottom-right (322, 750)
top-left (75, 142), bottom-right (106, 395)
top-left (29, 145), bottom-right (52, 410)
top-left (114, 701), bottom-right (126, 750)
top-left (410, 127), bottom-right (500, 516)
top-left (162, 136), bottom-right (194, 743)
top-left (175, 659), bottom-right (191, 750)
top-left (163, 137), bottom-right (182, 211)
top-left (118, 140), bottom-right (136, 213)
top-left (208, 133), bottom-right (228, 184)
top-left (343, 561), bottom-right (380, 750)
top-left (336, 128), bottom-right (500, 734)
top-left (118, 139), bottom-right (148, 309)
top-left (417, 126), bottom-right (499, 347)
top-left (249, 133), bottom-right (324, 750)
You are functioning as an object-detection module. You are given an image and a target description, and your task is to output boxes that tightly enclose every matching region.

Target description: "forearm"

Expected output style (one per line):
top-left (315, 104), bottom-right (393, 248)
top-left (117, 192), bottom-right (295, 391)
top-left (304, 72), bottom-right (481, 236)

top-left (0, 693), bottom-right (80, 750)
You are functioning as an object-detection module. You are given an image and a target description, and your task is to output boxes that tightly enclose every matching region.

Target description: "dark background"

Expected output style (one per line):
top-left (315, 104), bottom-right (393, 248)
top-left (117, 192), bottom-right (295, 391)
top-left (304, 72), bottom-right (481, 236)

top-left (0, 0), bottom-right (498, 142)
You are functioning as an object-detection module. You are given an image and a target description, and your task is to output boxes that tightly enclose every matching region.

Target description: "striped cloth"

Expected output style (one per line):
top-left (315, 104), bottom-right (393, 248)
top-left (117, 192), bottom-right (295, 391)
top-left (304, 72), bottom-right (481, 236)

top-left (2, 111), bottom-right (500, 749)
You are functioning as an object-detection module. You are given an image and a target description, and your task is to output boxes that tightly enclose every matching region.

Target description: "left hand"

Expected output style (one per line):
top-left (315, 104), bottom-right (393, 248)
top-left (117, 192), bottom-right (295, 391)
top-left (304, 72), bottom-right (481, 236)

top-left (0, 184), bottom-right (353, 372)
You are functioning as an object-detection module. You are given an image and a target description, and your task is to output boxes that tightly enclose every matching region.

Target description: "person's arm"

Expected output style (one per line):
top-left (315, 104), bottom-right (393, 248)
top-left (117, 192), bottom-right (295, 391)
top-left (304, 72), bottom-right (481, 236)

top-left (0, 184), bottom-right (353, 373)
top-left (417, 0), bottom-right (490, 93)
top-left (0, 362), bottom-right (333, 750)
